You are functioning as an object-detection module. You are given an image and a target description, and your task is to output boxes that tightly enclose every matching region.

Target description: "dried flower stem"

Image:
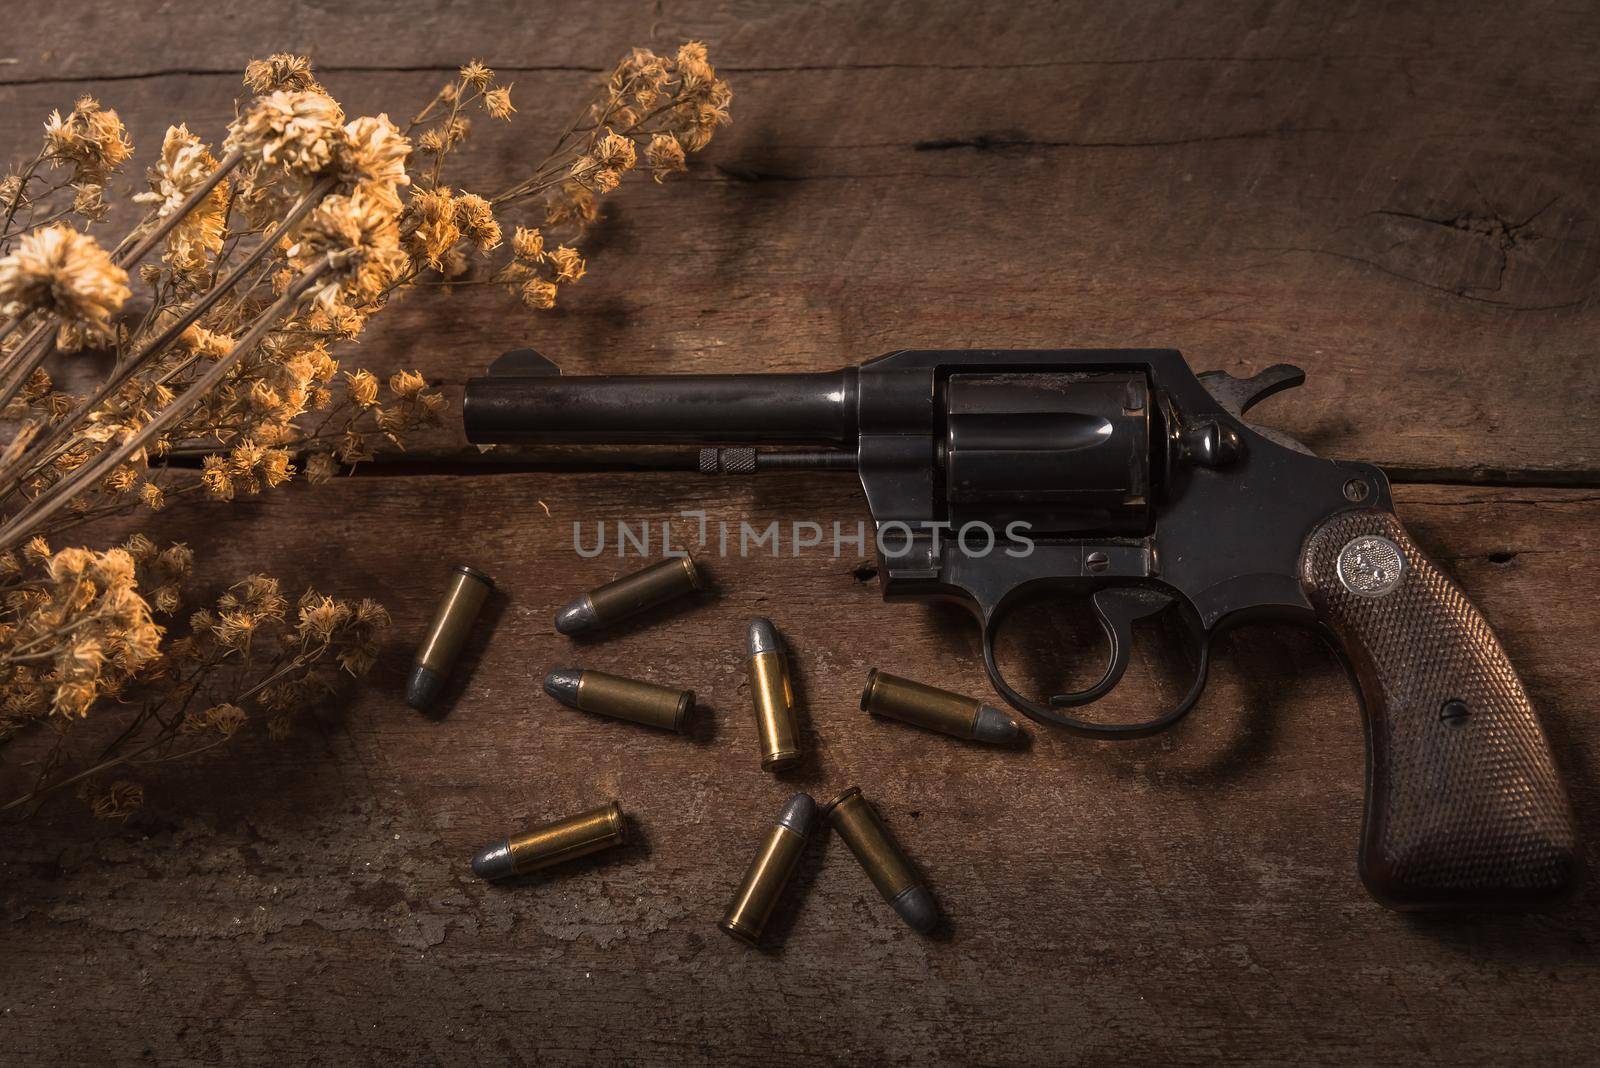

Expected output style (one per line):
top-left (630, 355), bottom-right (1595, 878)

top-left (0, 177), bottom-right (336, 498)
top-left (110, 147), bottom-right (244, 269)
top-left (0, 254), bottom-right (341, 546)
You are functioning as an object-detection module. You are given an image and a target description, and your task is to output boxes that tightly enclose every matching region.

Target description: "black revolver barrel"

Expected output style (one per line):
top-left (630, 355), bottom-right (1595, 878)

top-left (464, 370), bottom-right (859, 446)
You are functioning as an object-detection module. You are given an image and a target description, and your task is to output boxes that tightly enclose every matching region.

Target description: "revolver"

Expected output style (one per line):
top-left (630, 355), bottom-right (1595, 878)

top-left (464, 347), bottom-right (1577, 910)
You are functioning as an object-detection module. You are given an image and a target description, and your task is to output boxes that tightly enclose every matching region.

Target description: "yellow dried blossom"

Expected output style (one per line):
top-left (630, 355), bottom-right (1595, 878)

top-left (400, 186), bottom-right (460, 270)
top-left (43, 96), bottom-right (133, 186)
top-left (287, 189), bottom-right (407, 308)
top-left (646, 133), bottom-right (687, 182)
top-left (511, 226), bottom-right (545, 262)
top-left (520, 278), bottom-right (558, 309)
top-left (485, 86), bottom-right (515, 120)
top-left (139, 482), bottom-right (165, 510)
top-left (453, 192), bottom-right (500, 251)
top-left (548, 245), bottom-right (586, 283)
top-left (345, 369), bottom-right (379, 407)
top-left (594, 128), bottom-right (637, 171)
top-left (243, 54), bottom-right (320, 94)
top-left (133, 124), bottom-right (229, 273)
top-left (336, 114), bottom-right (412, 210)
top-left (298, 594), bottom-right (352, 641)
top-left (88, 780), bottom-right (144, 819)
top-left (71, 183), bottom-right (109, 222)
top-left (225, 90), bottom-right (344, 176)
top-left (200, 454), bottom-right (235, 500)
top-left (0, 225), bottom-right (130, 340)
top-left (459, 61), bottom-right (494, 90)
top-left (390, 370), bottom-right (428, 398)
top-left (1, 173), bottom-right (26, 212)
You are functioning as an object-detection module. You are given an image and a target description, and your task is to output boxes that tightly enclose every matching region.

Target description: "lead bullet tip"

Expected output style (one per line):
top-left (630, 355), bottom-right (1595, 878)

top-left (554, 595), bottom-right (599, 636)
top-left (775, 793), bottom-right (818, 836)
top-left (542, 668), bottom-right (583, 708)
top-left (471, 840), bottom-right (515, 881)
top-left (405, 666), bottom-right (445, 711)
top-left (972, 703), bottom-right (1024, 745)
top-left (891, 885), bottom-right (940, 934)
top-left (747, 617), bottom-right (781, 657)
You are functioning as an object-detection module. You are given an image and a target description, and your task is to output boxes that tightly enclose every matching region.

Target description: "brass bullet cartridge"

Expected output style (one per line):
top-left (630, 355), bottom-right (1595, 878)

top-left (861, 668), bottom-right (1022, 745)
top-left (555, 555), bottom-right (702, 636)
top-left (747, 618), bottom-right (801, 770)
top-left (719, 794), bottom-right (819, 946)
top-left (822, 786), bottom-right (939, 933)
top-left (471, 801), bottom-right (629, 881)
top-left (407, 564), bottom-right (494, 711)
top-left (543, 668), bottom-right (694, 733)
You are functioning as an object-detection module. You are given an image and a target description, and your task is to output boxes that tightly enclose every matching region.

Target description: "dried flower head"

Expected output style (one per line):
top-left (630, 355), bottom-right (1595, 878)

top-left (511, 226), bottom-right (545, 263)
top-left (225, 90), bottom-right (344, 177)
top-left (288, 189), bottom-right (407, 308)
top-left (88, 780), bottom-right (144, 819)
top-left (453, 192), bottom-right (500, 251)
top-left (548, 245), bottom-right (586, 283)
top-left (133, 124), bottom-right (229, 273)
top-left (485, 86), bottom-right (515, 120)
top-left (520, 278), bottom-right (558, 309)
top-left (646, 133), bottom-right (687, 182)
top-left (244, 54), bottom-right (320, 94)
top-left (0, 225), bottom-right (130, 340)
top-left (43, 96), bottom-right (133, 187)
top-left (400, 186), bottom-right (460, 271)
top-left (459, 61), bottom-right (494, 90)
top-left (336, 114), bottom-right (411, 210)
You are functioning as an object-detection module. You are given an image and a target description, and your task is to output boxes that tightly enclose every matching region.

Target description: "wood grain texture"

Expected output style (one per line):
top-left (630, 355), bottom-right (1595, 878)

top-left (3, 1), bottom-right (1599, 1064)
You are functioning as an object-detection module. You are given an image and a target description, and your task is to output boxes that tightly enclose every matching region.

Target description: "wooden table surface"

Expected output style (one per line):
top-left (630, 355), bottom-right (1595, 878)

top-left (5, 2), bottom-right (1599, 1064)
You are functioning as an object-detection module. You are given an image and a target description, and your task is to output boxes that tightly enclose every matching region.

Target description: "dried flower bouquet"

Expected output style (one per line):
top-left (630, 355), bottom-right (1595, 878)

top-left (0, 46), bottom-right (732, 816)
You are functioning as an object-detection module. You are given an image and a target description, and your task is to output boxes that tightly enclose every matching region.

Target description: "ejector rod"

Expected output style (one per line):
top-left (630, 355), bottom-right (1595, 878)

top-left (463, 370), bottom-right (860, 445)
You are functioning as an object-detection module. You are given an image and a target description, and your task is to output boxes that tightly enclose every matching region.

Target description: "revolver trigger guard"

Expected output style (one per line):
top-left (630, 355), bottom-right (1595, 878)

top-left (1047, 588), bottom-right (1172, 708)
top-left (979, 590), bottom-right (1213, 740)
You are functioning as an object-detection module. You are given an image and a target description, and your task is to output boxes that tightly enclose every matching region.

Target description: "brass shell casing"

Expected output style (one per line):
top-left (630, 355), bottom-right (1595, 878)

top-left (860, 669), bottom-right (1022, 745)
top-left (472, 802), bottom-right (629, 881)
top-left (719, 794), bottom-right (817, 946)
top-left (862, 669), bottom-right (978, 735)
top-left (557, 556), bottom-right (702, 635)
top-left (750, 649), bottom-right (800, 770)
top-left (823, 786), bottom-right (939, 932)
top-left (407, 564), bottom-right (494, 710)
top-left (416, 565), bottom-right (494, 674)
top-left (576, 670), bottom-right (693, 733)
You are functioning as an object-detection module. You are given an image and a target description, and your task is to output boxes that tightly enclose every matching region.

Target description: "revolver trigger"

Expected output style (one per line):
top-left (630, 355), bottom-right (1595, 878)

top-left (1197, 363), bottom-right (1304, 418)
top-left (1049, 587), bottom-right (1173, 707)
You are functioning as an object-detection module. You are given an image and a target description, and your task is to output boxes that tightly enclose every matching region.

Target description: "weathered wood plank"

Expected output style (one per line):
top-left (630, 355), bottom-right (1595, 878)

top-left (2, 476), bottom-right (1596, 1065)
top-left (1, 1), bottom-right (1597, 478)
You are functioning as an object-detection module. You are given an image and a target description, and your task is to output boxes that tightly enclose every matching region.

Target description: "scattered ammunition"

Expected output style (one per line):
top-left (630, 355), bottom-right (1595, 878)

top-left (555, 555), bottom-right (703, 636)
top-left (823, 786), bottom-right (939, 933)
top-left (406, 564), bottom-right (495, 711)
top-left (543, 668), bottom-right (694, 733)
top-left (747, 618), bottom-right (802, 770)
top-left (471, 801), bottom-right (629, 881)
top-left (719, 794), bottom-right (819, 946)
top-left (861, 669), bottom-right (1023, 745)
